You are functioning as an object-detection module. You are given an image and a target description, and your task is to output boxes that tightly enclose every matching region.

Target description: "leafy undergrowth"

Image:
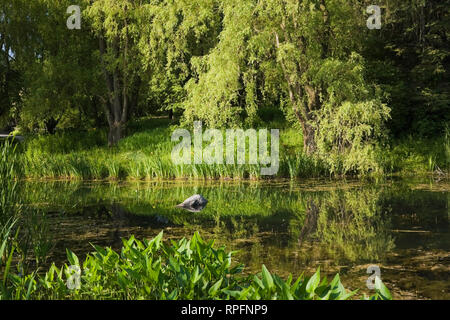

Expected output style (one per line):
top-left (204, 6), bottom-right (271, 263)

top-left (2, 232), bottom-right (391, 300)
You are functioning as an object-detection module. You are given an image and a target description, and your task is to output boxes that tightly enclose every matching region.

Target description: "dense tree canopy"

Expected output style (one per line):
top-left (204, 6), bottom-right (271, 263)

top-left (365, 0), bottom-right (449, 137)
top-left (0, 0), bottom-right (448, 171)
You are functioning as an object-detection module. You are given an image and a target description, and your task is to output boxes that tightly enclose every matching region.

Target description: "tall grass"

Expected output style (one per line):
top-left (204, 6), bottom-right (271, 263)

top-left (0, 139), bottom-right (53, 299)
top-left (0, 139), bottom-right (21, 299)
top-left (0, 139), bottom-right (22, 224)
top-left (16, 117), bottom-right (448, 180)
top-left (0, 217), bottom-right (19, 300)
top-left (18, 118), bottom-right (330, 180)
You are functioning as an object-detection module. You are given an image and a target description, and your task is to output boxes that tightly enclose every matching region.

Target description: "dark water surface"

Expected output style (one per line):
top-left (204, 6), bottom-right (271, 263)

top-left (19, 178), bottom-right (449, 300)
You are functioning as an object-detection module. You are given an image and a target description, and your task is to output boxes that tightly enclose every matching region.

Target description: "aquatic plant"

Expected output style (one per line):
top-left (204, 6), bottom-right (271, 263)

top-left (0, 217), bottom-right (19, 300)
top-left (3, 231), bottom-right (391, 300)
top-left (0, 139), bottom-right (53, 298)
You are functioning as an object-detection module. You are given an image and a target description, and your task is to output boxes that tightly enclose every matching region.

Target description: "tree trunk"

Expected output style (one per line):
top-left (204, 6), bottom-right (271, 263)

top-left (99, 36), bottom-right (129, 147)
top-left (274, 31), bottom-right (319, 156)
top-left (44, 117), bottom-right (58, 135)
top-left (108, 122), bottom-right (123, 147)
top-left (302, 122), bottom-right (317, 155)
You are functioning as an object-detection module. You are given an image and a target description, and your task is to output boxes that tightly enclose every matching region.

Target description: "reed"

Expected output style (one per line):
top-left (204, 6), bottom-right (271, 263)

top-left (16, 118), bottom-right (448, 180)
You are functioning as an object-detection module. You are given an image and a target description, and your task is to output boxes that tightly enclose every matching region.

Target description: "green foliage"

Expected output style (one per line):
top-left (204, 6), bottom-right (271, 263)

top-left (0, 138), bottom-right (53, 299)
top-left (1, 231), bottom-right (392, 300)
top-left (15, 117), bottom-right (447, 180)
top-left (0, 139), bottom-right (22, 223)
top-left (180, 0), bottom-right (393, 174)
top-left (378, 135), bottom-right (449, 176)
top-left (1, 0), bottom-right (446, 174)
top-left (137, 0), bottom-right (221, 116)
top-left (313, 59), bottom-right (391, 175)
top-left (366, 0), bottom-right (450, 137)
top-left (1, 0), bottom-right (105, 133)
top-left (182, 0), bottom-right (256, 127)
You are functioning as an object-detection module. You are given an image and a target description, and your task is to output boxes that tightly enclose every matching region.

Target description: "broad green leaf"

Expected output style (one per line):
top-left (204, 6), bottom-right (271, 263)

top-left (329, 273), bottom-right (340, 289)
top-left (375, 276), bottom-right (392, 300)
top-left (339, 289), bottom-right (359, 300)
top-left (261, 265), bottom-right (274, 290)
top-left (253, 275), bottom-right (265, 290)
top-left (208, 278), bottom-right (223, 297)
top-left (306, 267), bottom-right (320, 294)
top-left (222, 289), bottom-right (241, 299)
top-left (66, 249), bottom-right (79, 266)
top-left (152, 231), bottom-right (164, 250)
top-left (192, 266), bottom-right (201, 284)
top-left (167, 288), bottom-right (178, 300)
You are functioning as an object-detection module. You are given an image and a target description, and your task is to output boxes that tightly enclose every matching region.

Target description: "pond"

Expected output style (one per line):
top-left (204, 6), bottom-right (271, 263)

top-left (18, 178), bottom-right (449, 300)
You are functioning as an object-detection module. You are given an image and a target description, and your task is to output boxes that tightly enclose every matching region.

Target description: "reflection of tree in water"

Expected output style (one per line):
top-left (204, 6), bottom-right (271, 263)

top-left (298, 200), bottom-right (318, 247)
top-left (20, 181), bottom-right (396, 264)
top-left (110, 203), bottom-right (127, 244)
top-left (2, 181), bottom-right (54, 273)
top-left (298, 188), bottom-right (395, 263)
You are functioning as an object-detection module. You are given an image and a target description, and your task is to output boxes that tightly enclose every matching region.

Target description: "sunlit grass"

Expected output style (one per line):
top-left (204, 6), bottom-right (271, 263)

top-left (15, 117), bottom-right (448, 180)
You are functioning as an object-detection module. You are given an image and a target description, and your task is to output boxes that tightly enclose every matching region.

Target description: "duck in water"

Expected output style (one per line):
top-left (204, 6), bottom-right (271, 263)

top-left (176, 194), bottom-right (208, 212)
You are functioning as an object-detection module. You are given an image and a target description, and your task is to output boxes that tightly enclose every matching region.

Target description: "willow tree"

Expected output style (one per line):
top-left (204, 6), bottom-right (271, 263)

top-left (137, 0), bottom-right (221, 120)
top-left (183, 0), bottom-right (390, 173)
top-left (85, 0), bottom-right (220, 145)
top-left (256, 0), bottom-right (390, 173)
top-left (18, 0), bottom-right (104, 134)
top-left (181, 0), bottom-right (256, 127)
top-left (85, 0), bottom-right (143, 146)
top-left (0, 0), bottom-right (104, 133)
top-left (0, 0), bottom-right (43, 129)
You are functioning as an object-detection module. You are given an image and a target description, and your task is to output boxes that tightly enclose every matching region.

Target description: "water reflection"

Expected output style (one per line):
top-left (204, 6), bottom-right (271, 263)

top-left (314, 188), bottom-right (395, 263)
top-left (17, 179), bottom-right (449, 299)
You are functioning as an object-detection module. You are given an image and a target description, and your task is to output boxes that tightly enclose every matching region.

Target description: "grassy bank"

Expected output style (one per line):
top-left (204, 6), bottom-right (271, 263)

top-left (12, 117), bottom-right (450, 180)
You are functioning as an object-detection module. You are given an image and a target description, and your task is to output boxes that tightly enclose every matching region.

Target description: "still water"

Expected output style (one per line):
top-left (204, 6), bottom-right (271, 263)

top-left (19, 178), bottom-right (449, 300)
